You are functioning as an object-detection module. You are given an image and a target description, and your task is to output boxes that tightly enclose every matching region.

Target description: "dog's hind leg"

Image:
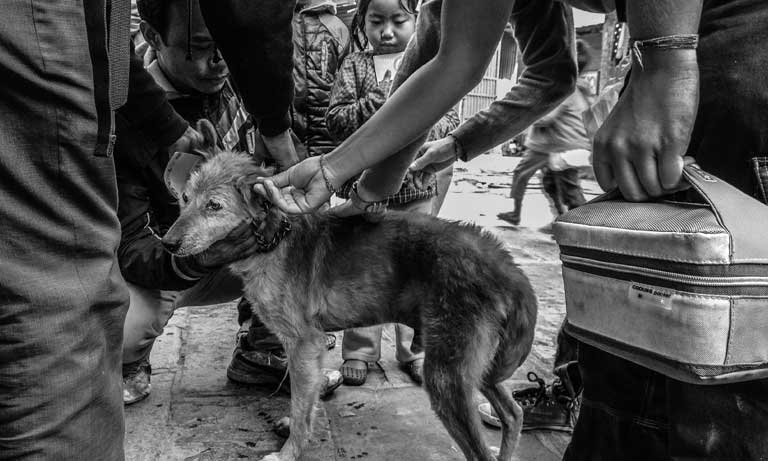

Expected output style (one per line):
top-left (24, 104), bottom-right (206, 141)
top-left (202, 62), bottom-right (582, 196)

top-left (266, 328), bottom-right (326, 461)
top-left (480, 383), bottom-right (523, 461)
top-left (424, 363), bottom-right (496, 461)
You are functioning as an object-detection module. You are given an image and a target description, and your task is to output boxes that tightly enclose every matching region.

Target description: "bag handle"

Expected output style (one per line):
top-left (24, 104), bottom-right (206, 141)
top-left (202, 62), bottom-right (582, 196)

top-left (586, 161), bottom-right (768, 263)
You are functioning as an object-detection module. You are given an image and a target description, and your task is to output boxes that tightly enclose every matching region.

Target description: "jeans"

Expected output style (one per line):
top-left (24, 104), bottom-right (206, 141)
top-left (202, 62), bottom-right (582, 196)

top-left (564, 344), bottom-right (768, 460)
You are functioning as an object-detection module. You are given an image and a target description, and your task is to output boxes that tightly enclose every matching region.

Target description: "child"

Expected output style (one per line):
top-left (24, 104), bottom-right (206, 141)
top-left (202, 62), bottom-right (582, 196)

top-left (326, 0), bottom-right (459, 387)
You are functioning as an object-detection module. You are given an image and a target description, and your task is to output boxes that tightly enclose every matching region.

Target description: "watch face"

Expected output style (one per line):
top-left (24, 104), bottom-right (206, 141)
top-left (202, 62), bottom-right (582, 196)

top-left (164, 151), bottom-right (205, 200)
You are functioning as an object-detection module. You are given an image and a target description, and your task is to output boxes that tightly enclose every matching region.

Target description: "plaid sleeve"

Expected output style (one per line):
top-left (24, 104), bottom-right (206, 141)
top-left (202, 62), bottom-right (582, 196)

top-left (427, 108), bottom-right (461, 142)
top-left (326, 52), bottom-right (387, 142)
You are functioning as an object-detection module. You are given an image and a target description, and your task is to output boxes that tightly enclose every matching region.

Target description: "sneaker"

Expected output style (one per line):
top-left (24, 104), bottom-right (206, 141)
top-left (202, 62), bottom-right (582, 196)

top-left (123, 360), bottom-right (151, 405)
top-left (478, 372), bottom-right (578, 433)
top-left (227, 333), bottom-right (342, 399)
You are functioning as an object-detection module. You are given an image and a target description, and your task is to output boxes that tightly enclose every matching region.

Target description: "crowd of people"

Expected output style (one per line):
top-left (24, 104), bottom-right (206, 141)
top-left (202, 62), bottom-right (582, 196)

top-left (1, 0), bottom-right (768, 459)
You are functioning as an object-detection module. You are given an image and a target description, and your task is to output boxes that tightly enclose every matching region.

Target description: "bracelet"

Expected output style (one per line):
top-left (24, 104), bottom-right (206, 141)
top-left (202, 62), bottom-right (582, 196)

top-left (630, 34), bottom-right (698, 70)
top-left (350, 181), bottom-right (388, 214)
top-left (447, 133), bottom-right (465, 162)
top-left (171, 255), bottom-right (208, 281)
top-left (319, 154), bottom-right (338, 195)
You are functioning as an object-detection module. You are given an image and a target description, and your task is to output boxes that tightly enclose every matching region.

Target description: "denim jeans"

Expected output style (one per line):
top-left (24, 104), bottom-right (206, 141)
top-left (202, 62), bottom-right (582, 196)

top-left (564, 344), bottom-right (768, 460)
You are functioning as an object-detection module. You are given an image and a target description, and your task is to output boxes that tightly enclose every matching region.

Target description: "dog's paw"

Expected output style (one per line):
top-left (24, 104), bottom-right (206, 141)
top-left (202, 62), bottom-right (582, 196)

top-left (260, 453), bottom-right (283, 461)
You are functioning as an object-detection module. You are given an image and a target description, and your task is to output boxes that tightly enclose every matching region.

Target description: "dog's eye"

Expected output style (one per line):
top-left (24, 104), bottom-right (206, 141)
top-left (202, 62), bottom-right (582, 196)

top-left (206, 199), bottom-right (222, 211)
top-left (181, 192), bottom-right (189, 204)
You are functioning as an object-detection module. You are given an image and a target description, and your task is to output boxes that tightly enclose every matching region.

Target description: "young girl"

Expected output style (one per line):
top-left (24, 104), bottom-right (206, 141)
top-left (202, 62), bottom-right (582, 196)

top-left (326, 0), bottom-right (458, 387)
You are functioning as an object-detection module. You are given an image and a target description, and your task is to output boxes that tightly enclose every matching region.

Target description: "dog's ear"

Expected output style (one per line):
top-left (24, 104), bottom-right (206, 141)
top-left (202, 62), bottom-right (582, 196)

top-left (194, 119), bottom-right (220, 160)
top-left (235, 162), bottom-right (276, 213)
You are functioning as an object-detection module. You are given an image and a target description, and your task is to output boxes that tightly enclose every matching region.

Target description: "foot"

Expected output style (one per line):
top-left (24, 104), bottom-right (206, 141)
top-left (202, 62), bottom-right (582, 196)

top-left (340, 359), bottom-right (368, 386)
top-left (123, 360), bottom-right (151, 405)
top-left (227, 333), bottom-right (342, 398)
top-left (478, 372), bottom-right (578, 433)
top-left (497, 211), bottom-right (521, 226)
top-left (402, 358), bottom-right (424, 386)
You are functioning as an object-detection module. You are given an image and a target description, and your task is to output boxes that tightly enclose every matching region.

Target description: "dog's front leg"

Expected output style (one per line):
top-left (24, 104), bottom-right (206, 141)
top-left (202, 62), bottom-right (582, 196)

top-left (262, 330), bottom-right (325, 461)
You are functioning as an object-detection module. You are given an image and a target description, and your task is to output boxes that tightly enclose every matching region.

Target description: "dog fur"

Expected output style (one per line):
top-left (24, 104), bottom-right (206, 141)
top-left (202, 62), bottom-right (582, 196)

top-left (162, 121), bottom-right (538, 461)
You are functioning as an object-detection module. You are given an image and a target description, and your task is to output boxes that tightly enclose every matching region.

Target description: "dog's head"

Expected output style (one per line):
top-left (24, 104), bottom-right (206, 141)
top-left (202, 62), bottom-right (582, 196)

top-left (161, 119), bottom-right (283, 256)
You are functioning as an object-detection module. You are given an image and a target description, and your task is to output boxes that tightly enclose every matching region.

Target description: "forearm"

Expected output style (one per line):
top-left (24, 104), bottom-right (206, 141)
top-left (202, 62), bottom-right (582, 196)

top-left (627, 0), bottom-right (702, 38)
top-left (200, 0), bottom-right (295, 136)
top-left (326, 0), bottom-right (514, 186)
top-left (453, 0), bottom-right (576, 161)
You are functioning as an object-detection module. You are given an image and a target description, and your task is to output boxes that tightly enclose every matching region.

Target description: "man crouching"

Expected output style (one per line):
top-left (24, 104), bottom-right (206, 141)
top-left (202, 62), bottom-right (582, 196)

top-left (117, 0), bottom-right (340, 406)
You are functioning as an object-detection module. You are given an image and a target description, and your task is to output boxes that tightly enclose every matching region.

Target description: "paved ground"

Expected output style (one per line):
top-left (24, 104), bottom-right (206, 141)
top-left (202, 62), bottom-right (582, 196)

top-left (124, 153), bottom-right (602, 460)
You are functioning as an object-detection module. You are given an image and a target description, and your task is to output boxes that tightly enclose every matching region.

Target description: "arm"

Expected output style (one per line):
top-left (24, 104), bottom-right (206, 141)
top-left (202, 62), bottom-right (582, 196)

top-left (326, 55), bottom-right (389, 142)
top-left (117, 40), bottom-right (188, 152)
top-left (323, 0), bottom-right (517, 185)
top-left (451, 0), bottom-right (577, 161)
top-left (592, 0), bottom-right (703, 200)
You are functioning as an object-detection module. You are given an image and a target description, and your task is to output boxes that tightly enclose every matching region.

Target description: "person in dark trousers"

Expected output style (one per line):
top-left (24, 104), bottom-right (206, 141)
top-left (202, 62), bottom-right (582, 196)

top-left (0, 1), bottom-right (197, 458)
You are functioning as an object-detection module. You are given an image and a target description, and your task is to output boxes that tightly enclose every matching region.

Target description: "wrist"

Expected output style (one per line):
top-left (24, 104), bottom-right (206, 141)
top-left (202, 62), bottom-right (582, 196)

top-left (447, 133), bottom-right (465, 162)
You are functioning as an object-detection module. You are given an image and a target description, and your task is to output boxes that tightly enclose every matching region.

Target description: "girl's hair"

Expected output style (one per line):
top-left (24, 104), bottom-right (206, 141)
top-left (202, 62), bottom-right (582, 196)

top-left (350, 0), bottom-right (419, 51)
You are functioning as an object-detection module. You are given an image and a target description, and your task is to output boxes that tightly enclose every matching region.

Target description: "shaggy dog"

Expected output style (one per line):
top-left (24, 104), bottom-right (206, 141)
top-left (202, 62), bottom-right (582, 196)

top-left (162, 121), bottom-right (538, 461)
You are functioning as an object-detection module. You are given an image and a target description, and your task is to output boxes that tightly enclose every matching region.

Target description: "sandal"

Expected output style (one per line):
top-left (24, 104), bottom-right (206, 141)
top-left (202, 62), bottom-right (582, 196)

top-left (402, 358), bottom-right (424, 386)
top-left (340, 359), bottom-right (368, 386)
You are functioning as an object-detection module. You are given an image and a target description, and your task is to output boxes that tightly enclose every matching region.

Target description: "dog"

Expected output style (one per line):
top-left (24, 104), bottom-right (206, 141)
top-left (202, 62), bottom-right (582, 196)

top-left (162, 120), bottom-right (538, 461)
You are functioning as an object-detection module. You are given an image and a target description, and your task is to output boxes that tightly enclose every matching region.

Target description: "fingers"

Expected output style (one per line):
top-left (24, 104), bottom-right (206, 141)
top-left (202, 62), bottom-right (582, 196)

top-left (658, 151), bottom-right (686, 190)
top-left (612, 159), bottom-right (648, 202)
top-left (260, 168), bottom-right (291, 189)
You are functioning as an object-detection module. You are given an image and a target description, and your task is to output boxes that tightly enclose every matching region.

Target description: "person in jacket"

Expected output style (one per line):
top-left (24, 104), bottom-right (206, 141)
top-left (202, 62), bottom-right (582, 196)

top-left (120, 0), bottom-right (342, 405)
top-left (0, 0), bottom-right (196, 458)
top-left (291, 0), bottom-right (351, 158)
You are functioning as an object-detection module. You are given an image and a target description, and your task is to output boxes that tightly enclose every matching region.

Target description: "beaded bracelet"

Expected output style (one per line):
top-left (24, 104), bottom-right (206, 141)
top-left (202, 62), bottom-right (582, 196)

top-left (319, 153), bottom-right (338, 195)
top-left (630, 34), bottom-right (699, 70)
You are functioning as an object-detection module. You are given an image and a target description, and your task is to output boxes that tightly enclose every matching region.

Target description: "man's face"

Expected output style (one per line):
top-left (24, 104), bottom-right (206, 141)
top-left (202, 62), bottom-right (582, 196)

top-left (155, 0), bottom-right (229, 94)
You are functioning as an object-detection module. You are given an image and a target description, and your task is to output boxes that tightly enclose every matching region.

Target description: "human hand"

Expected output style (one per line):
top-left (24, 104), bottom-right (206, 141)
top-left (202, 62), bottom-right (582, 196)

top-left (261, 129), bottom-right (300, 172)
top-left (168, 125), bottom-right (205, 155)
top-left (410, 137), bottom-right (459, 175)
top-left (191, 220), bottom-right (260, 269)
top-left (592, 51), bottom-right (699, 200)
top-left (254, 156), bottom-right (333, 214)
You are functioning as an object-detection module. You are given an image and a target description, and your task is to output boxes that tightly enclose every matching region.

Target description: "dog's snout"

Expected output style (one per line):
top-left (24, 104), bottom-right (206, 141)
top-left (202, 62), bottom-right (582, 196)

top-left (162, 239), bottom-right (181, 253)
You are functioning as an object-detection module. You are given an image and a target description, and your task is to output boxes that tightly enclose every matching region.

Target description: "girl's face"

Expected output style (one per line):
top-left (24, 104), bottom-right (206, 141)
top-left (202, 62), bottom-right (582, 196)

top-left (364, 0), bottom-right (416, 55)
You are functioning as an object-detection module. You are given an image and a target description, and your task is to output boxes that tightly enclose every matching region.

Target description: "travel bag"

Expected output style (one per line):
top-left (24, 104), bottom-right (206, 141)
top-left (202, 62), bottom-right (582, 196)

top-left (553, 163), bottom-right (768, 384)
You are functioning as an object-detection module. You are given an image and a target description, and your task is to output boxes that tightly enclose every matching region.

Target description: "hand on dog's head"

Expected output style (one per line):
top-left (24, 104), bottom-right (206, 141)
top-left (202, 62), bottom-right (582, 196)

top-left (162, 119), bottom-right (284, 256)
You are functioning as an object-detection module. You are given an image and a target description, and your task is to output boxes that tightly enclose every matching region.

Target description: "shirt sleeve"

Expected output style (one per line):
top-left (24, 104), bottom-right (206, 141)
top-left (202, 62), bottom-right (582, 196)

top-left (451, 0), bottom-right (578, 161)
top-left (117, 40), bottom-right (189, 153)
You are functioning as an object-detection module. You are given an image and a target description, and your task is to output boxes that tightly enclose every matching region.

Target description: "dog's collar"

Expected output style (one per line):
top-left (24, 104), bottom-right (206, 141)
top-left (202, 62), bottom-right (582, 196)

top-left (252, 210), bottom-right (292, 253)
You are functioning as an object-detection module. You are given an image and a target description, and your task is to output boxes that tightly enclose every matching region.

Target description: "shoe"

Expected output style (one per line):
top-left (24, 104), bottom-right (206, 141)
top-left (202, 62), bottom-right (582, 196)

top-left (326, 333), bottom-right (337, 350)
top-left (123, 360), bottom-right (151, 405)
top-left (227, 333), bottom-right (342, 398)
top-left (227, 332), bottom-right (291, 391)
top-left (497, 211), bottom-right (521, 226)
top-left (478, 372), bottom-right (578, 433)
top-left (401, 358), bottom-right (424, 386)
top-left (340, 359), bottom-right (368, 386)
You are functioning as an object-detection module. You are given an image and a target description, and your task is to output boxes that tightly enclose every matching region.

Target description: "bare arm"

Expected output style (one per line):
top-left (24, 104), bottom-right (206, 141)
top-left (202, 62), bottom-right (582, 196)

top-left (323, 0), bottom-right (516, 184)
top-left (593, 0), bottom-right (703, 199)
